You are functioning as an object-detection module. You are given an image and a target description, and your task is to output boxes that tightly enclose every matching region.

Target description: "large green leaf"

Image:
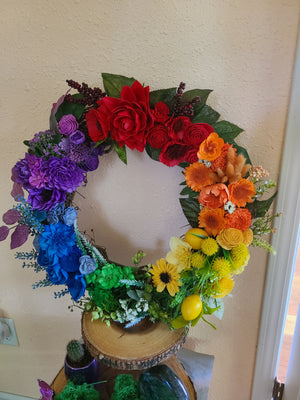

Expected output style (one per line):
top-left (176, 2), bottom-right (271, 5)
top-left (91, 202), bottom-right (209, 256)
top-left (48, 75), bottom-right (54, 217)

top-left (102, 73), bottom-right (136, 98)
top-left (172, 315), bottom-right (188, 329)
top-left (213, 120), bottom-right (244, 143)
top-left (179, 198), bottom-right (200, 228)
top-left (192, 104), bottom-right (220, 125)
top-left (145, 143), bottom-right (161, 162)
top-left (114, 142), bottom-right (127, 164)
top-left (246, 191), bottom-right (277, 218)
top-left (180, 185), bottom-right (198, 198)
top-left (181, 89), bottom-right (212, 116)
top-left (232, 141), bottom-right (252, 165)
top-left (149, 88), bottom-right (177, 109)
top-left (55, 94), bottom-right (85, 122)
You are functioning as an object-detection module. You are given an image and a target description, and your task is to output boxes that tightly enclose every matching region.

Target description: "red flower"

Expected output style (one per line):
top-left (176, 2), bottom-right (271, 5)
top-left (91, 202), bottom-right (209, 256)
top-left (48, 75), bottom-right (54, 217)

top-left (159, 142), bottom-right (190, 167)
top-left (151, 102), bottom-right (170, 123)
top-left (87, 80), bottom-right (153, 152)
top-left (169, 116), bottom-right (191, 142)
top-left (85, 108), bottom-right (108, 142)
top-left (184, 123), bottom-right (213, 147)
top-left (147, 124), bottom-right (169, 149)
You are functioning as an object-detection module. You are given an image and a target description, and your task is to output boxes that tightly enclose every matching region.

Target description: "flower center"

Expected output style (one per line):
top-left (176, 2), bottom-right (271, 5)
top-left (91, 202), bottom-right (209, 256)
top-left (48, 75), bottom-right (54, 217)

top-left (160, 272), bottom-right (171, 284)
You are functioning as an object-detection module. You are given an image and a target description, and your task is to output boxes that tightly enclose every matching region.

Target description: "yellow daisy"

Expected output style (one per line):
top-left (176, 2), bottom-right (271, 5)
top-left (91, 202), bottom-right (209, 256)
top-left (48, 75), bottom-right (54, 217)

top-left (149, 259), bottom-right (181, 297)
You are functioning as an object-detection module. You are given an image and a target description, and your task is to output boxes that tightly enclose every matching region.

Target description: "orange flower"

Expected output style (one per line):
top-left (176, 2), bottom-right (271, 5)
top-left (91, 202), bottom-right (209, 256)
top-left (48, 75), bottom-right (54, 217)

top-left (198, 207), bottom-right (226, 236)
top-left (197, 132), bottom-right (224, 161)
top-left (185, 162), bottom-right (218, 192)
top-left (225, 208), bottom-right (252, 231)
top-left (199, 183), bottom-right (229, 209)
top-left (228, 178), bottom-right (256, 207)
top-left (211, 143), bottom-right (236, 172)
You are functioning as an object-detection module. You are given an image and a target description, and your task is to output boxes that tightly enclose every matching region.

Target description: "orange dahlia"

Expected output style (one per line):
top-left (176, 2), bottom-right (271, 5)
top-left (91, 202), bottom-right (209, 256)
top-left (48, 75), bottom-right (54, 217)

top-left (225, 208), bottom-right (252, 231)
top-left (198, 207), bottom-right (226, 236)
top-left (228, 178), bottom-right (256, 207)
top-left (197, 132), bottom-right (224, 161)
top-left (185, 162), bottom-right (218, 192)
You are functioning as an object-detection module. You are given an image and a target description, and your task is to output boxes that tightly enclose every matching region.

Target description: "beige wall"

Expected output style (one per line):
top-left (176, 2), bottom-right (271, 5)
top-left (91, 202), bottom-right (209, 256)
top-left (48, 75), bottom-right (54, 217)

top-left (0, 1), bottom-right (299, 399)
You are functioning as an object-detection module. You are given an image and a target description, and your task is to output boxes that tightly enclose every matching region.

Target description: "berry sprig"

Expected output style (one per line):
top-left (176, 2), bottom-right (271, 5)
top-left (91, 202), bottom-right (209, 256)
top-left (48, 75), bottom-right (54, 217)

top-left (65, 79), bottom-right (106, 107)
top-left (173, 82), bottom-right (200, 117)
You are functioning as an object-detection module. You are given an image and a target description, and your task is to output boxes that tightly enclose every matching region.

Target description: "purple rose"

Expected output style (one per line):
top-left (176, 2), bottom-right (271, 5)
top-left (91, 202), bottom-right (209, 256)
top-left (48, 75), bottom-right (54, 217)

top-left (81, 155), bottom-right (99, 171)
top-left (11, 158), bottom-right (31, 189)
top-left (42, 156), bottom-right (85, 193)
top-left (70, 130), bottom-right (86, 145)
top-left (58, 114), bottom-right (78, 136)
top-left (28, 187), bottom-right (66, 210)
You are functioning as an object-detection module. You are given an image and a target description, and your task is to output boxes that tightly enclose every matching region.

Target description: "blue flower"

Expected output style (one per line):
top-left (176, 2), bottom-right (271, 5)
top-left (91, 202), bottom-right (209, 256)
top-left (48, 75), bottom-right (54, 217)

top-left (46, 264), bottom-right (68, 285)
top-left (37, 249), bottom-right (58, 267)
top-left (59, 246), bottom-right (82, 273)
top-left (47, 210), bottom-right (59, 225)
top-left (67, 274), bottom-right (86, 301)
top-left (62, 207), bottom-right (77, 226)
top-left (79, 255), bottom-right (97, 275)
top-left (39, 222), bottom-right (76, 257)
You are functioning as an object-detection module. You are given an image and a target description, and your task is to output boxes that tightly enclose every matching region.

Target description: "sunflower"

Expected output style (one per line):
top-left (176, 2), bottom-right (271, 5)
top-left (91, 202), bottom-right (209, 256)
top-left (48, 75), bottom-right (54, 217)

top-left (149, 259), bottom-right (181, 296)
top-left (184, 162), bottom-right (218, 192)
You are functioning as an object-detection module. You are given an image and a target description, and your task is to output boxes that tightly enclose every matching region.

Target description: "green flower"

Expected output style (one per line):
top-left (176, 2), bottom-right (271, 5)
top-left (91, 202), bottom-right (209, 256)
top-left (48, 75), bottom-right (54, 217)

top-left (96, 263), bottom-right (123, 289)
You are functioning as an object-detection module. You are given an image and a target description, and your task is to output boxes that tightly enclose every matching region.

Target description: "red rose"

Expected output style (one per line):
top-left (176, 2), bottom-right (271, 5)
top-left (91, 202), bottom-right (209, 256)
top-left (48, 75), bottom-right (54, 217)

top-left (159, 142), bottom-right (191, 167)
top-left (183, 123), bottom-right (214, 146)
top-left (147, 124), bottom-right (169, 149)
top-left (184, 148), bottom-right (198, 163)
top-left (169, 116), bottom-right (191, 142)
top-left (86, 108), bottom-right (108, 142)
top-left (88, 80), bottom-right (153, 152)
top-left (151, 102), bottom-right (170, 123)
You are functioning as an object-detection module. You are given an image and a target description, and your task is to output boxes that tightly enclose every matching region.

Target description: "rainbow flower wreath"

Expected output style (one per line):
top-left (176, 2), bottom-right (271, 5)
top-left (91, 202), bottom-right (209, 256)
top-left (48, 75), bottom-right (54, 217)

top-left (0, 74), bottom-right (279, 330)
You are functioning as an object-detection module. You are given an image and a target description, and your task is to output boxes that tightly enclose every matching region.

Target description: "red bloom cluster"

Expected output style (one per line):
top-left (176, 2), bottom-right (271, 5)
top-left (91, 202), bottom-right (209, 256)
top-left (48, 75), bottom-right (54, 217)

top-left (86, 80), bottom-right (213, 167)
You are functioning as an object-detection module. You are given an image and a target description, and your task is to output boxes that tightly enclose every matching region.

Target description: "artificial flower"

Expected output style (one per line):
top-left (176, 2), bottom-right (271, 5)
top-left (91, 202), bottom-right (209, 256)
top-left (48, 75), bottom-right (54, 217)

top-left (46, 264), bottom-right (68, 285)
top-left (243, 228), bottom-right (254, 246)
top-left (185, 162), bottom-right (218, 192)
top-left (166, 236), bottom-right (192, 271)
top-left (183, 123), bottom-right (213, 147)
top-left (147, 125), bottom-right (169, 149)
top-left (151, 101), bottom-right (170, 123)
top-left (228, 178), bottom-right (256, 207)
top-left (213, 276), bottom-right (235, 298)
top-left (225, 208), bottom-right (252, 231)
top-left (216, 228), bottom-right (244, 250)
top-left (58, 114), bottom-right (79, 136)
top-left (212, 257), bottom-right (231, 278)
top-left (39, 222), bottom-right (76, 257)
top-left (149, 259), bottom-right (181, 296)
top-left (28, 187), bottom-right (66, 210)
top-left (62, 207), bottom-right (77, 226)
top-left (201, 238), bottom-right (219, 256)
top-left (169, 116), bottom-right (191, 142)
top-left (159, 142), bottom-right (191, 167)
top-left (85, 108), bottom-right (108, 142)
top-left (190, 252), bottom-right (206, 268)
top-left (197, 132), bottom-right (224, 161)
top-left (230, 243), bottom-right (250, 274)
top-left (79, 255), bottom-right (97, 275)
top-left (210, 143), bottom-right (234, 172)
top-left (199, 183), bottom-right (229, 209)
top-left (198, 207), bottom-right (226, 236)
top-left (66, 274), bottom-right (86, 301)
top-left (69, 130), bottom-right (86, 145)
top-left (59, 245), bottom-right (82, 272)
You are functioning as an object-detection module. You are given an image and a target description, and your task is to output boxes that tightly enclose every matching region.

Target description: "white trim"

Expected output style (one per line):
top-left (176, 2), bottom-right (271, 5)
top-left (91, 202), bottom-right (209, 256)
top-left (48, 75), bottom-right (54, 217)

top-left (0, 393), bottom-right (34, 400)
top-left (251, 30), bottom-right (300, 399)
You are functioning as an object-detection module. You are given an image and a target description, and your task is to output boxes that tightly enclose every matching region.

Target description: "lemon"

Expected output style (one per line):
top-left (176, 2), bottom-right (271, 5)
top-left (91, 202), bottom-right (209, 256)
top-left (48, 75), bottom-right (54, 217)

top-left (181, 294), bottom-right (203, 321)
top-left (185, 228), bottom-right (208, 250)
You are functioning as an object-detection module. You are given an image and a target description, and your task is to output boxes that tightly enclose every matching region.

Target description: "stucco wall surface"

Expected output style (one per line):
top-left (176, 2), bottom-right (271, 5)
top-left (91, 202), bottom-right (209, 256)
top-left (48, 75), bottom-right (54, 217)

top-left (0, 1), bottom-right (299, 399)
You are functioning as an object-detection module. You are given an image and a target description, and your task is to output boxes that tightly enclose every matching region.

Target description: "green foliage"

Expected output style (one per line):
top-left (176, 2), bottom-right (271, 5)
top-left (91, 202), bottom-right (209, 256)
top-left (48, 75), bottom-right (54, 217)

top-left (213, 120), bottom-right (244, 143)
top-left (149, 87), bottom-right (176, 109)
top-left (54, 381), bottom-right (100, 400)
top-left (145, 143), bottom-right (161, 162)
top-left (114, 142), bottom-right (127, 164)
top-left (102, 73), bottom-right (135, 98)
top-left (247, 192), bottom-right (277, 218)
top-left (191, 104), bottom-right (220, 124)
top-left (55, 94), bottom-right (85, 121)
top-left (111, 374), bottom-right (139, 400)
top-left (179, 198), bottom-right (200, 228)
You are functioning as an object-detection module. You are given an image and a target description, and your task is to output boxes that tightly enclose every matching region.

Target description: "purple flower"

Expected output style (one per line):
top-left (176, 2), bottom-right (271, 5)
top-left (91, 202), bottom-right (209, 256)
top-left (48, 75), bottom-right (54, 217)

top-left (58, 114), bottom-right (78, 136)
top-left (42, 156), bottom-right (85, 193)
top-left (70, 130), bottom-right (85, 145)
top-left (11, 158), bottom-right (31, 190)
top-left (62, 207), bottom-right (77, 226)
top-left (39, 222), bottom-right (76, 257)
top-left (81, 155), bottom-right (99, 171)
top-left (28, 187), bottom-right (66, 210)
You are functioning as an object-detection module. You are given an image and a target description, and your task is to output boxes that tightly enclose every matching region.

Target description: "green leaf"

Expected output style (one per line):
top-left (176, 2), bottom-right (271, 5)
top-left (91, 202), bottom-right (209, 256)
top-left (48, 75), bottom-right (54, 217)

top-left (149, 88), bottom-right (177, 109)
top-left (213, 120), bottom-right (243, 143)
top-left (192, 104), bottom-right (220, 125)
top-left (179, 198), bottom-right (200, 228)
top-left (178, 161), bottom-right (190, 169)
top-left (145, 143), bottom-right (161, 162)
top-left (172, 315), bottom-right (189, 329)
top-left (232, 141), bottom-right (252, 164)
top-left (191, 310), bottom-right (203, 327)
top-left (180, 186), bottom-right (198, 198)
top-left (181, 89), bottom-right (212, 116)
top-left (114, 142), bottom-right (127, 164)
top-left (55, 94), bottom-right (85, 122)
top-left (49, 110), bottom-right (59, 132)
top-left (246, 191), bottom-right (277, 218)
top-left (201, 316), bottom-right (217, 330)
top-left (102, 73), bottom-right (136, 98)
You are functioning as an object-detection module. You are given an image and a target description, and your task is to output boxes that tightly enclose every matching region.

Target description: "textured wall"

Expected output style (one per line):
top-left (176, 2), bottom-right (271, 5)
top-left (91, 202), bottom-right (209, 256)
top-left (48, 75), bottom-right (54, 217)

top-left (0, 1), bottom-right (299, 399)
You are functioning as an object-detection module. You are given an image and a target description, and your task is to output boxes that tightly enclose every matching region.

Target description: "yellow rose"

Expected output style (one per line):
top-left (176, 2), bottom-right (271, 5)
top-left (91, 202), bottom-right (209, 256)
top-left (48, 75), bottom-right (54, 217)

top-left (216, 228), bottom-right (244, 250)
top-left (243, 228), bottom-right (253, 246)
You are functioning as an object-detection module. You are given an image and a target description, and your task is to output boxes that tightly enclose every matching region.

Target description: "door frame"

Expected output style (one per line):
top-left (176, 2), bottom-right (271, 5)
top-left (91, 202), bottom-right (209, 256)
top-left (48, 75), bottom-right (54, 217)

top-left (251, 31), bottom-right (300, 399)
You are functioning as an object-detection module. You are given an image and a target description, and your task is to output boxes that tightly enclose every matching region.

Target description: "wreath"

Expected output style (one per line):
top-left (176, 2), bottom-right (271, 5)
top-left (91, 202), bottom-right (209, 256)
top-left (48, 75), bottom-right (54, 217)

top-left (0, 74), bottom-right (279, 330)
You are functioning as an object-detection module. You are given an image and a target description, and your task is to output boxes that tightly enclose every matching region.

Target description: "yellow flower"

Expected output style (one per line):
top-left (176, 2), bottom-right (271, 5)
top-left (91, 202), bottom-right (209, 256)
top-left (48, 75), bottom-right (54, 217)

top-left (213, 276), bottom-right (235, 298)
top-left (149, 259), bottom-right (181, 296)
top-left (230, 243), bottom-right (250, 274)
top-left (190, 252), bottom-right (206, 268)
top-left (201, 238), bottom-right (219, 256)
top-left (216, 228), bottom-right (244, 250)
top-left (212, 257), bottom-right (231, 278)
top-left (243, 228), bottom-right (253, 246)
top-left (166, 237), bottom-right (192, 272)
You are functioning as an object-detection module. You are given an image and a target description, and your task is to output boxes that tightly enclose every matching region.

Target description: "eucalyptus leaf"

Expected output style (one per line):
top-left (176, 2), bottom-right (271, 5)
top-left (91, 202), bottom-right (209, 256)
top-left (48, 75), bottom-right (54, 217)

top-left (102, 73), bottom-right (136, 98)
top-left (213, 120), bottom-right (243, 143)
top-left (149, 87), bottom-right (177, 109)
top-left (114, 142), bottom-right (127, 164)
top-left (246, 191), bottom-right (277, 218)
top-left (192, 104), bottom-right (220, 125)
top-left (55, 94), bottom-right (85, 122)
top-left (179, 198), bottom-right (200, 228)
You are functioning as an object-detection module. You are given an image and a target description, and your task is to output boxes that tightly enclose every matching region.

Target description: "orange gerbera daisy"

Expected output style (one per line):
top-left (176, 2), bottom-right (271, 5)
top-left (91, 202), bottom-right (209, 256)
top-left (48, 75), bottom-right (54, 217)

top-left (225, 208), bottom-right (252, 231)
top-left (197, 132), bottom-right (224, 161)
top-left (198, 207), bottom-right (226, 236)
top-left (185, 162), bottom-right (218, 192)
top-left (228, 178), bottom-right (256, 207)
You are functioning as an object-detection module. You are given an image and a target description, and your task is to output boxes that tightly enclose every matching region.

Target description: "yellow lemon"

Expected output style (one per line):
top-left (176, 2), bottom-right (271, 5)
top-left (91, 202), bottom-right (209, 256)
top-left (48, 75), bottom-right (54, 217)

top-left (184, 228), bottom-right (208, 250)
top-left (181, 294), bottom-right (203, 321)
